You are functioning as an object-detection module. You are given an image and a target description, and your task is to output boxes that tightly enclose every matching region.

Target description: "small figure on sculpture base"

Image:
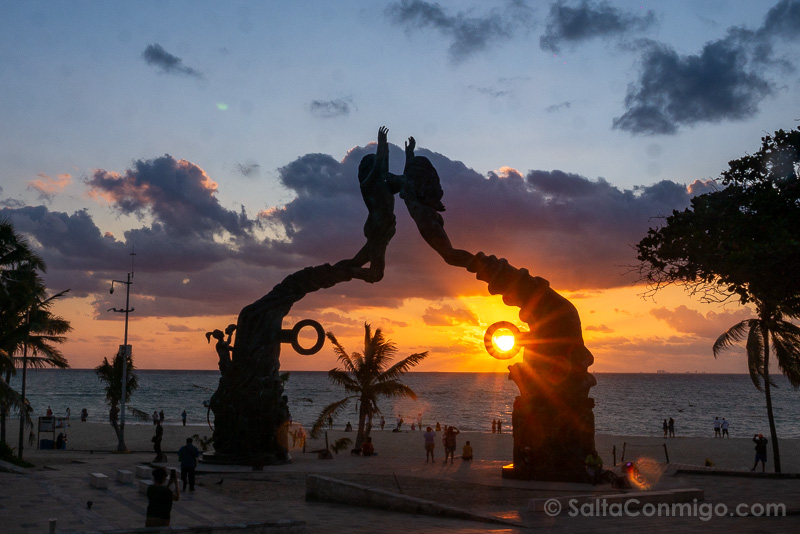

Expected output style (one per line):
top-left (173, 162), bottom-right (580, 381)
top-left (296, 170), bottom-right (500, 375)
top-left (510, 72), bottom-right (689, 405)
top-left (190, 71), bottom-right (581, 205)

top-left (206, 324), bottom-right (236, 374)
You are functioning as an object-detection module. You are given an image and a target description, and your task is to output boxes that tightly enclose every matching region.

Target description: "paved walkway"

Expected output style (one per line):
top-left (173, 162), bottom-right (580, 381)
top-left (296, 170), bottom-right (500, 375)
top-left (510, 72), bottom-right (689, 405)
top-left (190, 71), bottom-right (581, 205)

top-left (2, 449), bottom-right (799, 533)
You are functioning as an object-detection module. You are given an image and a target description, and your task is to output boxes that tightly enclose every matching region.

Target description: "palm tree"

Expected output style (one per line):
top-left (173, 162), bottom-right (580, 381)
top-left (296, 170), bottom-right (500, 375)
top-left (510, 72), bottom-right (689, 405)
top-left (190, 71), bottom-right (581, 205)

top-left (0, 220), bottom-right (71, 446)
top-left (94, 348), bottom-right (148, 452)
top-left (713, 303), bottom-right (800, 473)
top-left (311, 323), bottom-right (428, 450)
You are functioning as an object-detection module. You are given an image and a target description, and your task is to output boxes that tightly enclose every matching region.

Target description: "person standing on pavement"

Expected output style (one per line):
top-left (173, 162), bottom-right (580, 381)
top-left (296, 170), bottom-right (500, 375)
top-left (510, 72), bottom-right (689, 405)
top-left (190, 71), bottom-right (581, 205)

top-left (145, 467), bottom-right (180, 527)
top-left (178, 437), bottom-right (201, 491)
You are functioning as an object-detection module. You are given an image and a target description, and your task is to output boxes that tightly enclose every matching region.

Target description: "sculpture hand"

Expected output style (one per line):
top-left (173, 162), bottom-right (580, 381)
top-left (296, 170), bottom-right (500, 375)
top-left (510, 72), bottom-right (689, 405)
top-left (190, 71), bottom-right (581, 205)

top-left (378, 126), bottom-right (388, 144)
top-left (405, 136), bottom-right (415, 157)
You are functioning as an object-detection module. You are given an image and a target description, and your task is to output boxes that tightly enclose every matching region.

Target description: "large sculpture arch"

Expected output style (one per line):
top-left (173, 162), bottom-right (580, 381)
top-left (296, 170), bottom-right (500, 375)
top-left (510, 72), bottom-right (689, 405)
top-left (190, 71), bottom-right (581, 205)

top-left (208, 128), bottom-right (595, 481)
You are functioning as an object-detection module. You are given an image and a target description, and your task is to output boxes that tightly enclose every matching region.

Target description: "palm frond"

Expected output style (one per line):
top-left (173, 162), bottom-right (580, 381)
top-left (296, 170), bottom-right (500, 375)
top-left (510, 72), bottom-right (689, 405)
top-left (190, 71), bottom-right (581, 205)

top-left (326, 332), bottom-right (358, 374)
top-left (309, 397), bottom-right (353, 438)
top-left (771, 326), bottom-right (800, 388)
top-left (327, 369), bottom-right (360, 394)
top-left (371, 380), bottom-right (418, 400)
top-left (379, 352), bottom-right (428, 383)
top-left (127, 405), bottom-right (152, 422)
top-left (712, 320), bottom-right (756, 357)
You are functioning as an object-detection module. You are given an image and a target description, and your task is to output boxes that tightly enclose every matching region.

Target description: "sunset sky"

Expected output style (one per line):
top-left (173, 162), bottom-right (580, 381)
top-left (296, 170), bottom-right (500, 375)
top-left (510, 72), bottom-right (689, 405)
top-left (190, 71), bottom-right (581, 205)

top-left (2, 1), bottom-right (798, 373)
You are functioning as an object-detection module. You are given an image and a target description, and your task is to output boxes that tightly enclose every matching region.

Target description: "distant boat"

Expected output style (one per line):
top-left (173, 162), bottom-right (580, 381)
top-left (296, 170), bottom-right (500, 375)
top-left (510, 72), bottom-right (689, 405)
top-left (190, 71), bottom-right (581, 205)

top-left (657, 370), bottom-right (668, 373)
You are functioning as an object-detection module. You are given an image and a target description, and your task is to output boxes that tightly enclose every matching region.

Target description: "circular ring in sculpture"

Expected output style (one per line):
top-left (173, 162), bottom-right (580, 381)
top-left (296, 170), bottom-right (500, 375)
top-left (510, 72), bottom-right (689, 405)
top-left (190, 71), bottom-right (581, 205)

top-left (291, 319), bottom-right (326, 355)
top-left (484, 321), bottom-right (522, 360)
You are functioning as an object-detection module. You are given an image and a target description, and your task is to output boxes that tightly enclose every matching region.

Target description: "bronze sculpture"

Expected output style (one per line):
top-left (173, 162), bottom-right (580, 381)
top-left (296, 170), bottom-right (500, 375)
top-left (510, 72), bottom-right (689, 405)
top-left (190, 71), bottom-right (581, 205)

top-left (207, 128), bottom-right (596, 481)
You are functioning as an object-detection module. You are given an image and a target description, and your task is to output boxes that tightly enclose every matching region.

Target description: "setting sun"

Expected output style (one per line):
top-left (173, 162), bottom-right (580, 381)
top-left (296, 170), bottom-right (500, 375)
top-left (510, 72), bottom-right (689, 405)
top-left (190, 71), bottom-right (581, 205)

top-left (493, 331), bottom-right (516, 352)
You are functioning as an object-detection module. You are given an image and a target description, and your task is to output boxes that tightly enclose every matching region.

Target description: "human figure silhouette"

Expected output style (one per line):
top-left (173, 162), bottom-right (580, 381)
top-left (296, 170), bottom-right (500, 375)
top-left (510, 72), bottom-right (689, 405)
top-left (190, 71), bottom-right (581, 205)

top-left (206, 324), bottom-right (236, 374)
top-left (347, 126), bottom-right (409, 282)
top-left (389, 137), bottom-right (473, 268)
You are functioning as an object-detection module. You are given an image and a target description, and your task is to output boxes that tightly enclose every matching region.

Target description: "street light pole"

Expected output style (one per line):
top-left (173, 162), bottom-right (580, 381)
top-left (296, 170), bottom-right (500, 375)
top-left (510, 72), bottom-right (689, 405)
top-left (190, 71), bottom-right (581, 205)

top-left (110, 253), bottom-right (134, 452)
top-left (17, 307), bottom-right (30, 460)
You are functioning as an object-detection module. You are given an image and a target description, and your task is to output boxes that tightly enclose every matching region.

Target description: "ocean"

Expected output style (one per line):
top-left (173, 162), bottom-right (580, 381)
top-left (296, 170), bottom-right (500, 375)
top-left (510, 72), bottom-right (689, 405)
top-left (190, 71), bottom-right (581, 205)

top-left (8, 369), bottom-right (800, 438)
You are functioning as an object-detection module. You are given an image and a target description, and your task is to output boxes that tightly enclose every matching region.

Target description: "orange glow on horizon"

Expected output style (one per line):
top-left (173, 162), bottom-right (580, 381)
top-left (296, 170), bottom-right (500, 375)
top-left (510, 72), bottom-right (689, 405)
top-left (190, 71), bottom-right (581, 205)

top-left (52, 285), bottom-right (754, 374)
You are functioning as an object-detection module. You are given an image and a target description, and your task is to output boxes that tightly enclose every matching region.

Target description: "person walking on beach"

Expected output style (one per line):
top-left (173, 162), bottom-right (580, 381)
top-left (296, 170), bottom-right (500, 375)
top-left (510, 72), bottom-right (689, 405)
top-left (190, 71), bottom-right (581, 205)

top-left (81, 408), bottom-right (88, 422)
top-left (46, 406), bottom-right (53, 416)
top-left (443, 425), bottom-right (460, 463)
top-left (423, 426), bottom-right (436, 462)
top-left (721, 418), bottom-right (729, 437)
top-left (714, 417), bottom-right (721, 438)
top-left (662, 419), bottom-right (668, 438)
top-left (178, 438), bottom-right (201, 491)
top-left (497, 420), bottom-right (503, 433)
top-left (153, 421), bottom-right (166, 462)
top-left (668, 417), bottom-right (675, 437)
top-left (417, 413), bottom-right (423, 430)
top-left (752, 434), bottom-right (768, 471)
top-left (181, 409), bottom-right (187, 426)
top-left (145, 467), bottom-right (180, 527)
top-left (152, 410), bottom-right (159, 425)
top-left (380, 416), bottom-right (385, 431)
top-left (492, 419), bottom-right (497, 433)
top-left (159, 410), bottom-right (165, 424)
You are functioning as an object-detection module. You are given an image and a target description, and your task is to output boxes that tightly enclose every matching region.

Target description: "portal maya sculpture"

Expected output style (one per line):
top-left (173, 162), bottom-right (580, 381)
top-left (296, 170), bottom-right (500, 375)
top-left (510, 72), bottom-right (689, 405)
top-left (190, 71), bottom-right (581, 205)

top-left (207, 127), bottom-right (595, 480)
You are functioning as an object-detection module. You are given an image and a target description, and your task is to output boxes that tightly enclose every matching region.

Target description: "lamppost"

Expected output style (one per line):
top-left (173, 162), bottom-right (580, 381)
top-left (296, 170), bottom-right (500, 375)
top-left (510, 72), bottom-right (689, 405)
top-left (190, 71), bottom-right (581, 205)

top-left (109, 261), bottom-right (134, 452)
top-left (17, 306), bottom-right (31, 460)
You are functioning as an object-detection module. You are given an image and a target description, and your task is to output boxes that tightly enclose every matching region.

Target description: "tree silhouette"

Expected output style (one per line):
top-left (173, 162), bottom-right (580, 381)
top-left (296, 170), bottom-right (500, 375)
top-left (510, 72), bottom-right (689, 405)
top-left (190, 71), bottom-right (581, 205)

top-left (311, 323), bottom-right (427, 450)
top-left (637, 127), bottom-right (800, 472)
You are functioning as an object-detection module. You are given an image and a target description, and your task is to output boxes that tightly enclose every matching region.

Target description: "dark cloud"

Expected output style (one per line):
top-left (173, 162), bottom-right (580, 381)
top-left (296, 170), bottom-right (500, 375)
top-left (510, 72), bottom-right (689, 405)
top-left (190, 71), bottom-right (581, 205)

top-left (87, 154), bottom-right (255, 239)
top-left (5, 143), bottom-right (707, 320)
top-left (0, 195), bottom-right (25, 208)
top-left (759, 0), bottom-right (800, 39)
top-left (235, 162), bottom-right (260, 178)
top-left (540, 0), bottom-right (655, 53)
top-left (614, 0), bottom-right (800, 135)
top-left (142, 43), bottom-right (202, 78)
top-left (612, 37), bottom-right (773, 135)
top-left (265, 144), bottom-right (701, 299)
top-left (309, 98), bottom-right (352, 118)
top-left (385, 0), bottom-right (533, 63)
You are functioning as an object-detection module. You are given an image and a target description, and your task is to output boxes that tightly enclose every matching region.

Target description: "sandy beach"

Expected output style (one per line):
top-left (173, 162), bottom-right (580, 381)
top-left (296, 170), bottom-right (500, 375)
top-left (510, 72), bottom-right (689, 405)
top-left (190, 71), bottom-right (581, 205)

top-left (11, 419), bottom-right (800, 472)
top-left (3, 420), bottom-right (800, 532)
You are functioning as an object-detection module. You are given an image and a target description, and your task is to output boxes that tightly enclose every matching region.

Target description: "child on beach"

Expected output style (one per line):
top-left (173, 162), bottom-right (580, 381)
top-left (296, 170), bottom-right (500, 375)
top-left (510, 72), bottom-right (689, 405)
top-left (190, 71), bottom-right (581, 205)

top-left (462, 441), bottom-right (473, 461)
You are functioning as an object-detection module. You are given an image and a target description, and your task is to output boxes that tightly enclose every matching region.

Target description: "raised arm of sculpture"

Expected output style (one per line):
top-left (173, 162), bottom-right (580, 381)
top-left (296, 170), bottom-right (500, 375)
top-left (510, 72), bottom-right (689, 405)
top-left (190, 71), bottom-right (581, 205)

top-left (345, 126), bottom-right (401, 283)
top-left (395, 138), bottom-right (473, 268)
